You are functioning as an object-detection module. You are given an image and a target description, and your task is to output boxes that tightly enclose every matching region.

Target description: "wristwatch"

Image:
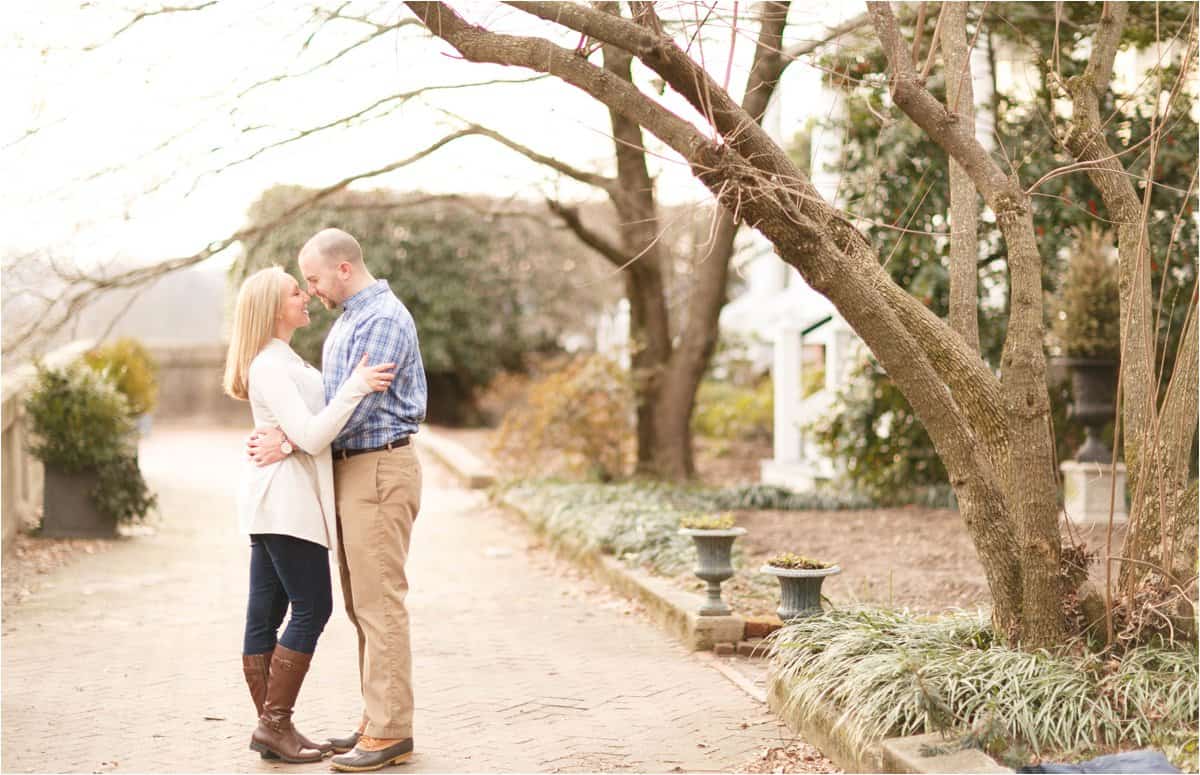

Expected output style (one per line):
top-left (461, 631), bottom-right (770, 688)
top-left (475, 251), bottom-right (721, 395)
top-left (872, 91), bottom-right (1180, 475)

top-left (280, 436), bottom-right (293, 456)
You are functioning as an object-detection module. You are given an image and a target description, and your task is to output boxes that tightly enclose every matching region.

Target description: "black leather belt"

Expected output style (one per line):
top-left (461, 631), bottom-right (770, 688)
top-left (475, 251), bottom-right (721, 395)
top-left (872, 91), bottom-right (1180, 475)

top-left (332, 436), bottom-right (409, 461)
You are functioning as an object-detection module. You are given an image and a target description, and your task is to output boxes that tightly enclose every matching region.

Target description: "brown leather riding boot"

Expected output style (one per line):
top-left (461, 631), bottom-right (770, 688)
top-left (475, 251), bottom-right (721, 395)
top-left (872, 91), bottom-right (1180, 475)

top-left (242, 653), bottom-right (331, 757)
top-left (248, 645), bottom-right (325, 763)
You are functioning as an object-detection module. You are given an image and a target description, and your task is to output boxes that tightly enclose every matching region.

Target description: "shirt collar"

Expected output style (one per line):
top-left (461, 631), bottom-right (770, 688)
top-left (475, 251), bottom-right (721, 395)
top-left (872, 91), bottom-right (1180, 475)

top-left (343, 280), bottom-right (389, 312)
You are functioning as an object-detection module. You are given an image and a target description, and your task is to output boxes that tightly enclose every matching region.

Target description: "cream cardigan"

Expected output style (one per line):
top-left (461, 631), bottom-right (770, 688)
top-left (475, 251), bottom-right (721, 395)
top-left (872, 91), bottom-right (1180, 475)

top-left (235, 338), bottom-right (369, 549)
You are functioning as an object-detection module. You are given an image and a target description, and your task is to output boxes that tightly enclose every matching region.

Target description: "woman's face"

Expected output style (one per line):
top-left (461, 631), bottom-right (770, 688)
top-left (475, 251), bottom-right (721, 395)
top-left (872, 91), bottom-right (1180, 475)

top-left (279, 276), bottom-right (312, 330)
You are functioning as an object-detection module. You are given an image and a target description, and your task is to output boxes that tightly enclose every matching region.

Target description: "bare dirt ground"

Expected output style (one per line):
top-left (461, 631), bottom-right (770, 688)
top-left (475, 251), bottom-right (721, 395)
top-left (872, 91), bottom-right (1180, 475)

top-left (438, 428), bottom-right (1127, 617)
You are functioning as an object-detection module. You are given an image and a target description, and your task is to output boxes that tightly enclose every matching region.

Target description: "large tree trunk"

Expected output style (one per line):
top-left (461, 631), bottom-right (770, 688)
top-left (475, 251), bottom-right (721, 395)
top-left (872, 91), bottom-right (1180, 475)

top-left (1061, 3), bottom-right (1199, 618)
top-left (601, 40), bottom-right (680, 478)
top-left (590, 2), bottom-right (789, 480)
top-left (868, 1), bottom-right (1064, 647)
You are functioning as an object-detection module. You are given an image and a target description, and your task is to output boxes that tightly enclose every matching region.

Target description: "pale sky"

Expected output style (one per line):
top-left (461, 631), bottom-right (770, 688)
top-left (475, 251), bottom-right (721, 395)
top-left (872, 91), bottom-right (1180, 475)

top-left (2, 1), bottom-right (859, 272)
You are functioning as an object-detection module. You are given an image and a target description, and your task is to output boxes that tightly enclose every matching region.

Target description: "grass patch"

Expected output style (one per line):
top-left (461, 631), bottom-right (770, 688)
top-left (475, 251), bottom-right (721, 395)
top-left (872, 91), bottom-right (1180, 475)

top-left (768, 609), bottom-right (1199, 770)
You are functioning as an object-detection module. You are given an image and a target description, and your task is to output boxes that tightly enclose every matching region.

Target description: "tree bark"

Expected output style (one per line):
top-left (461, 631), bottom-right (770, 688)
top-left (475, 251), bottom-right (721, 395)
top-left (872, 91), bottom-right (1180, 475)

top-left (599, 39), bottom-right (676, 477)
top-left (1060, 4), bottom-right (1198, 605)
top-left (942, 2), bottom-right (980, 353)
top-left (869, 0), bottom-right (1064, 647)
top-left (1062, 4), bottom-right (1156, 496)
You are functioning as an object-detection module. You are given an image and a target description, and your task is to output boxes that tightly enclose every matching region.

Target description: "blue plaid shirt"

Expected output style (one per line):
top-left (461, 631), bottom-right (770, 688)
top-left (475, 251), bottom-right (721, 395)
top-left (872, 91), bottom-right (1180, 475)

top-left (322, 280), bottom-right (427, 451)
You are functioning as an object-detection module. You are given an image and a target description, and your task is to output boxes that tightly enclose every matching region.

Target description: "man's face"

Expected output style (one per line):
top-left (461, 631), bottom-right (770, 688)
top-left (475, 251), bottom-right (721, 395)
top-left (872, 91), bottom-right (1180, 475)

top-left (298, 250), bottom-right (343, 310)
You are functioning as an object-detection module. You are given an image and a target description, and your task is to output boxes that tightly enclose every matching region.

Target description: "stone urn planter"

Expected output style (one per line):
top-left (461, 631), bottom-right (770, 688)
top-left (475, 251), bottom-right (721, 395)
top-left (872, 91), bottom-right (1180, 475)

top-left (761, 556), bottom-right (841, 620)
top-left (1063, 357), bottom-right (1118, 463)
top-left (679, 526), bottom-right (747, 616)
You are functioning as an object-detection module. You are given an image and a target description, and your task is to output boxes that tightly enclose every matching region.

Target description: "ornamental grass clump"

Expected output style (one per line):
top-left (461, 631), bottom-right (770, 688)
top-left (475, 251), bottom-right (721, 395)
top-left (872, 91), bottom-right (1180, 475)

top-left (768, 609), bottom-right (1199, 769)
top-left (678, 512), bottom-right (736, 530)
top-left (767, 552), bottom-right (832, 570)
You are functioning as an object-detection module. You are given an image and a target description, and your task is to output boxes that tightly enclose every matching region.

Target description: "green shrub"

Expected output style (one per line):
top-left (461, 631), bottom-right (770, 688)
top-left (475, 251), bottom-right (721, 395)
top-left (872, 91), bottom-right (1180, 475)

top-left (235, 187), bottom-right (609, 425)
top-left (808, 357), bottom-right (950, 504)
top-left (691, 378), bottom-right (773, 442)
top-left (1052, 226), bottom-right (1122, 360)
top-left (25, 363), bottom-right (133, 472)
top-left (493, 355), bottom-right (633, 481)
top-left (698, 483), bottom-right (873, 511)
top-left (84, 338), bottom-right (159, 416)
top-left (24, 362), bottom-right (156, 523)
top-left (92, 455), bottom-right (158, 524)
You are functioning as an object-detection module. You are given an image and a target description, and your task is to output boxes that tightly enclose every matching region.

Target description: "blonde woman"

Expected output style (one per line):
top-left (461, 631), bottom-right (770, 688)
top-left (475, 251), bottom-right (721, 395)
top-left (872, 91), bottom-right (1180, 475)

top-left (222, 266), bottom-right (394, 763)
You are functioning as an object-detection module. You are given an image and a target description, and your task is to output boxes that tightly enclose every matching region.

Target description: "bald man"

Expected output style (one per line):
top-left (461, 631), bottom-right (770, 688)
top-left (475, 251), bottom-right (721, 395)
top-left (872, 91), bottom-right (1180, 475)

top-left (250, 228), bottom-right (427, 771)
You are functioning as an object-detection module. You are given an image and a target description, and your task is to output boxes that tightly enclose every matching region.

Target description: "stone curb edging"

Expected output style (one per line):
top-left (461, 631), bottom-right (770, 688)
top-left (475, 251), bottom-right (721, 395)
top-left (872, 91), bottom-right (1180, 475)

top-left (422, 427), bottom-right (1012, 774)
top-left (418, 428), bottom-right (496, 489)
top-left (497, 496), bottom-right (745, 652)
top-left (768, 674), bottom-right (1013, 774)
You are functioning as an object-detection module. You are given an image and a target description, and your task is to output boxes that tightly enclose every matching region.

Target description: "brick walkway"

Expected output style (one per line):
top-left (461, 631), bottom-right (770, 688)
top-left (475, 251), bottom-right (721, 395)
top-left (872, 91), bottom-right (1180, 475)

top-left (2, 427), bottom-right (801, 773)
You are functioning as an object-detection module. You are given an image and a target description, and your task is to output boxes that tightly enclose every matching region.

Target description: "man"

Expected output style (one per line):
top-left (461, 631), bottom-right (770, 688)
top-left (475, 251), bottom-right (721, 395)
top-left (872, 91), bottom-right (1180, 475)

top-left (249, 227), bottom-right (427, 772)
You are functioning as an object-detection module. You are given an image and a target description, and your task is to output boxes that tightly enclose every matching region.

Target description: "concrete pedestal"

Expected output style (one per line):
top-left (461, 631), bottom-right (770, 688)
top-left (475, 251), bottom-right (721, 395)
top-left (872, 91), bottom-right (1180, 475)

top-left (1061, 460), bottom-right (1128, 525)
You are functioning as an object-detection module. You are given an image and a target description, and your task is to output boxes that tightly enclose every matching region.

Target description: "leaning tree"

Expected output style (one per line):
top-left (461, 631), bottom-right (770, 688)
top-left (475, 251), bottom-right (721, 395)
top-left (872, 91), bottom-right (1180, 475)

top-left (400, 1), bottom-right (1198, 650)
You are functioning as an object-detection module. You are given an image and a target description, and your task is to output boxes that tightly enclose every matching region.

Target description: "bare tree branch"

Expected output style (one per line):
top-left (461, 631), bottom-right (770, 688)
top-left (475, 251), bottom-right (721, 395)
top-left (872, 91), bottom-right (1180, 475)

top-left (83, 2), bottom-right (220, 51)
top-left (782, 11), bottom-right (870, 60)
top-left (545, 199), bottom-right (626, 267)
top-left (4, 128), bottom-right (484, 356)
top-left (236, 17), bottom-right (425, 99)
top-left (452, 121), bottom-right (618, 192)
top-left (193, 77), bottom-right (547, 187)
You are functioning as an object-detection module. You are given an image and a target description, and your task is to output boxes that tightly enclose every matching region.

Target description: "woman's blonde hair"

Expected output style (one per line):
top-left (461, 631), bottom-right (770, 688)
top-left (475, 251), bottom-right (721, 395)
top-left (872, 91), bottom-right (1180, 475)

top-left (223, 266), bottom-right (289, 401)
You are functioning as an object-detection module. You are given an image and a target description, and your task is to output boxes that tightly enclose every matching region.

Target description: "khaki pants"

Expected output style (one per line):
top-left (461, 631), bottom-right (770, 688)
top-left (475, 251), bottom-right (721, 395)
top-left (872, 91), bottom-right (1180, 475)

top-left (334, 443), bottom-right (422, 739)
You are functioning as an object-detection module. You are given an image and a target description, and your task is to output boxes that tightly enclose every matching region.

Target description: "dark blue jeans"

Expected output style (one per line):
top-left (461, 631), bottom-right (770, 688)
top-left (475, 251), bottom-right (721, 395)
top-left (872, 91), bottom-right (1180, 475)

top-left (243, 533), bottom-right (332, 656)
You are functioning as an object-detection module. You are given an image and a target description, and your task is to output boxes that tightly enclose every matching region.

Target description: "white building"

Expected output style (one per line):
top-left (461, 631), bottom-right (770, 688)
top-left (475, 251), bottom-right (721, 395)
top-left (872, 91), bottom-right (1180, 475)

top-left (735, 31), bottom-right (997, 491)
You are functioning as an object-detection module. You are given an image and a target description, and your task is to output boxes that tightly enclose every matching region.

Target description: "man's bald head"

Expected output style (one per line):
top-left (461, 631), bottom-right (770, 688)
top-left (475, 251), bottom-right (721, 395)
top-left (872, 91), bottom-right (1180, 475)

top-left (299, 227), bottom-right (364, 269)
top-left (296, 227), bottom-right (373, 309)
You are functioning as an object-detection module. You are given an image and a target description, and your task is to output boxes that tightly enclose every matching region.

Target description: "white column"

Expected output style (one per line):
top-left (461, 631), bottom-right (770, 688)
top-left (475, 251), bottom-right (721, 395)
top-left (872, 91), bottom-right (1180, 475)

top-left (825, 323), bottom-right (854, 393)
top-left (773, 324), bottom-right (803, 464)
top-left (972, 33), bottom-right (995, 153)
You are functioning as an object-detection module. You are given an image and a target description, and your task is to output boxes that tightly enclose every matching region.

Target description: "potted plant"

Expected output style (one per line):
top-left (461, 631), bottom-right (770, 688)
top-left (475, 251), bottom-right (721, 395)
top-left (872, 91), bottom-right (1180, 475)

top-left (678, 512), bottom-right (746, 616)
top-left (24, 362), bottom-right (158, 537)
top-left (760, 552), bottom-right (840, 620)
top-left (84, 338), bottom-right (159, 436)
top-left (1052, 225), bottom-right (1121, 463)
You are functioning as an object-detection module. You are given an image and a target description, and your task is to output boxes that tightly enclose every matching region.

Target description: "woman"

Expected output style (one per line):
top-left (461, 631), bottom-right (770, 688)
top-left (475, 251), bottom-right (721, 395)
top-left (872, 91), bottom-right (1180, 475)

top-left (222, 266), bottom-right (395, 763)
